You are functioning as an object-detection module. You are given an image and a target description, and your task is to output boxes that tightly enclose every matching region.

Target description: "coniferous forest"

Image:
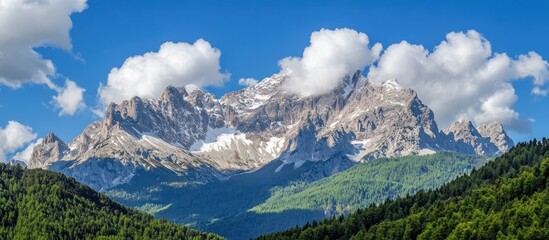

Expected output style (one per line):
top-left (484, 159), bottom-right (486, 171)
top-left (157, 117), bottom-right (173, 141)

top-left (3, 140), bottom-right (549, 239)
top-left (251, 152), bottom-right (487, 215)
top-left (0, 164), bottom-right (223, 240)
top-left (2, 139), bottom-right (548, 239)
top-left (258, 139), bottom-right (549, 239)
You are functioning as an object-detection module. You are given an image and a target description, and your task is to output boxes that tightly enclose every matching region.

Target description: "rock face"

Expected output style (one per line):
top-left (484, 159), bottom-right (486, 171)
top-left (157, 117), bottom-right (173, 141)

top-left (477, 121), bottom-right (515, 153)
top-left (28, 71), bottom-right (514, 191)
top-left (443, 120), bottom-right (514, 155)
top-left (7, 159), bottom-right (27, 168)
top-left (28, 133), bottom-right (69, 169)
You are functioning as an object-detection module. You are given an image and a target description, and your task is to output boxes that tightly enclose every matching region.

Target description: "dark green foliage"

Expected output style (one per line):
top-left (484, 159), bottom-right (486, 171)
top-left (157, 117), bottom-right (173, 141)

top-left (0, 164), bottom-right (223, 240)
top-left (258, 139), bottom-right (549, 239)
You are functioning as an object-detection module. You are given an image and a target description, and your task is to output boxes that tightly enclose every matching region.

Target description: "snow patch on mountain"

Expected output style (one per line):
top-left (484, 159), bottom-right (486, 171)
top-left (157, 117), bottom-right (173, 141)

top-left (347, 139), bottom-right (371, 162)
top-left (190, 127), bottom-right (241, 152)
top-left (418, 148), bottom-right (437, 155)
top-left (263, 137), bottom-right (285, 156)
top-left (382, 78), bottom-right (404, 91)
top-left (27, 70), bottom-right (514, 191)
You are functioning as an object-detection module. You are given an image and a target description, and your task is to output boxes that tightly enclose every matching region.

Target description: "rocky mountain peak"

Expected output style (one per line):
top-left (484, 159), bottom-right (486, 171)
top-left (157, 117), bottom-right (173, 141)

top-left (381, 78), bottom-right (404, 91)
top-left (477, 121), bottom-right (514, 153)
top-left (444, 120), bottom-right (478, 136)
top-left (7, 159), bottom-right (27, 168)
top-left (103, 102), bottom-right (122, 127)
top-left (477, 121), bottom-right (504, 134)
top-left (28, 133), bottom-right (69, 169)
top-left (28, 70), bottom-right (515, 191)
top-left (443, 120), bottom-right (513, 155)
top-left (338, 70), bottom-right (362, 96)
top-left (161, 85), bottom-right (187, 103)
top-left (43, 132), bottom-right (63, 144)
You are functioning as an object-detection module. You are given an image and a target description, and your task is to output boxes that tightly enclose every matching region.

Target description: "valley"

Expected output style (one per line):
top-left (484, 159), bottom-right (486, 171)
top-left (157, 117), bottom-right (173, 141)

top-left (258, 139), bottom-right (549, 239)
top-left (107, 152), bottom-right (489, 239)
top-left (1, 1), bottom-right (547, 240)
top-left (21, 71), bottom-right (516, 239)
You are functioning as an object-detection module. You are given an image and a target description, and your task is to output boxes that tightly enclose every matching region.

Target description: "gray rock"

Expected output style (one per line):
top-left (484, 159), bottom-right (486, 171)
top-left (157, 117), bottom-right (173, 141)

top-left (443, 120), bottom-right (511, 155)
top-left (28, 70), bottom-right (514, 191)
top-left (28, 133), bottom-right (69, 169)
top-left (477, 121), bottom-right (515, 154)
top-left (7, 159), bottom-right (27, 168)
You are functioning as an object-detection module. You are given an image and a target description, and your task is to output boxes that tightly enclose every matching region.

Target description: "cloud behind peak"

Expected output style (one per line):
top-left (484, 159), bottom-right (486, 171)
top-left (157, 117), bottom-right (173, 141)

top-left (279, 28), bottom-right (382, 97)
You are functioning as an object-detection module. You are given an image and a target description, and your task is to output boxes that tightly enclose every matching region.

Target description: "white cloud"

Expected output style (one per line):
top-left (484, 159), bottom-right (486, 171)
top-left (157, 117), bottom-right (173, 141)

top-left (0, 121), bottom-right (37, 162)
top-left (12, 138), bottom-right (42, 164)
top-left (514, 52), bottom-right (549, 86)
top-left (532, 87), bottom-right (548, 96)
top-left (53, 79), bottom-right (86, 115)
top-left (0, 0), bottom-right (88, 116)
top-left (279, 28), bottom-right (382, 97)
top-left (98, 39), bottom-right (229, 105)
top-left (367, 30), bottom-right (549, 133)
top-left (238, 78), bottom-right (258, 86)
top-left (0, 0), bottom-right (87, 88)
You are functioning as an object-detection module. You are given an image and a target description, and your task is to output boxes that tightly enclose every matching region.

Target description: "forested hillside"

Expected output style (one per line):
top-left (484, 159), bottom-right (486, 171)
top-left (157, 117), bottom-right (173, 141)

top-left (258, 139), bottom-right (549, 239)
top-left (161, 152), bottom-right (486, 239)
top-left (0, 164), bottom-right (223, 240)
top-left (251, 152), bottom-right (487, 215)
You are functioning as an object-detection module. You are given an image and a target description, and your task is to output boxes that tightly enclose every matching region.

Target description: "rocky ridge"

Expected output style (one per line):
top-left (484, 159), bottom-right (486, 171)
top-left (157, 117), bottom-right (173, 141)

top-left (28, 71), bottom-right (514, 190)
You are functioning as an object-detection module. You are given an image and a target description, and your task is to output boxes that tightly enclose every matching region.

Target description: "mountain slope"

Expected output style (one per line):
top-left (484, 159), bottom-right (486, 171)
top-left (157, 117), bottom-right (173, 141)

top-left (250, 152), bottom-right (488, 215)
top-left (257, 139), bottom-right (549, 240)
top-left (0, 163), bottom-right (223, 240)
top-left (198, 152), bottom-right (487, 239)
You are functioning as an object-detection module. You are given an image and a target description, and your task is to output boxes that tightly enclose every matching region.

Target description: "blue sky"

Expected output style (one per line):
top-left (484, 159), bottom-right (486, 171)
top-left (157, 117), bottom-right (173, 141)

top-left (1, 0), bottom-right (548, 161)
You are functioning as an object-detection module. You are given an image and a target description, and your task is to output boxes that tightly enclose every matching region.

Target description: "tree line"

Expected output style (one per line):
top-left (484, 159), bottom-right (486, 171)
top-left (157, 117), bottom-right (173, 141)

top-left (258, 139), bottom-right (549, 239)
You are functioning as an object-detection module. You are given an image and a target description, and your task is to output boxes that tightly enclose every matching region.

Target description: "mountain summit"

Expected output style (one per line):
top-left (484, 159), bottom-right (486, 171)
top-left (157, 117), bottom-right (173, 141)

top-left (28, 133), bottom-right (69, 169)
top-left (28, 71), bottom-right (514, 190)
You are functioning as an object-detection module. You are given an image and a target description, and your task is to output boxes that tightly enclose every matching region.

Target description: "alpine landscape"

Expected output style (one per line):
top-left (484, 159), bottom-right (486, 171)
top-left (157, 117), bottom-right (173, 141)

top-left (0, 1), bottom-right (548, 239)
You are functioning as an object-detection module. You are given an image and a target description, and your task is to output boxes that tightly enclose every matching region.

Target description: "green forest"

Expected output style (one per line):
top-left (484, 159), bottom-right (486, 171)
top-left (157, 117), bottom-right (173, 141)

top-left (2, 141), bottom-right (547, 240)
top-left (258, 139), bottom-right (549, 239)
top-left (252, 152), bottom-right (487, 215)
top-left (0, 164), bottom-right (223, 240)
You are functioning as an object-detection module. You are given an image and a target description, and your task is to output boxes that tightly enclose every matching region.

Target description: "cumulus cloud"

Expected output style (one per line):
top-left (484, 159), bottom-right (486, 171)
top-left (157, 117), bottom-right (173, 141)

top-left (0, 121), bottom-right (37, 162)
top-left (532, 87), bottom-right (548, 96)
top-left (367, 30), bottom-right (549, 133)
top-left (98, 39), bottom-right (229, 105)
top-left (238, 78), bottom-right (258, 87)
top-left (52, 80), bottom-right (86, 115)
top-left (279, 28), bottom-right (382, 97)
top-left (0, 0), bottom-right (87, 88)
top-left (0, 0), bottom-right (88, 115)
top-left (12, 138), bottom-right (42, 164)
top-left (515, 52), bottom-right (549, 86)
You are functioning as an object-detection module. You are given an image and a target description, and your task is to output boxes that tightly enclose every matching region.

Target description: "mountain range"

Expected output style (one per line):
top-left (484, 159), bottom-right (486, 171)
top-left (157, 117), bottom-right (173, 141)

top-left (7, 70), bottom-right (520, 239)
top-left (24, 70), bottom-right (513, 191)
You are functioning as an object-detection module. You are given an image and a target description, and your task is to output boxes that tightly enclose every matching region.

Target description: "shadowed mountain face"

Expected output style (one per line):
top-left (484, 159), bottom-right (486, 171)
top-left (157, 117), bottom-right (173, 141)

top-left (104, 152), bottom-right (489, 239)
top-left (28, 71), bottom-right (513, 191)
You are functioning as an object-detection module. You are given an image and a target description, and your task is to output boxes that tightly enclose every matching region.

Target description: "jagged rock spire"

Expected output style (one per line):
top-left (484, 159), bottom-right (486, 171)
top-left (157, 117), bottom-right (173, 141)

top-left (28, 133), bottom-right (69, 169)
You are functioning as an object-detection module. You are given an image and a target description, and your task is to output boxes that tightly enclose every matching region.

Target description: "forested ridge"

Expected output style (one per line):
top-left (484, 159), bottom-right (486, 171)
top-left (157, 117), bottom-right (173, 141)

top-left (258, 139), bottom-right (549, 239)
top-left (0, 164), bottom-right (223, 240)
